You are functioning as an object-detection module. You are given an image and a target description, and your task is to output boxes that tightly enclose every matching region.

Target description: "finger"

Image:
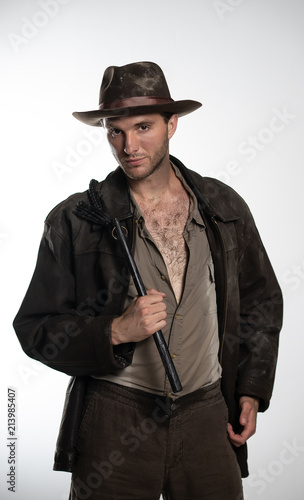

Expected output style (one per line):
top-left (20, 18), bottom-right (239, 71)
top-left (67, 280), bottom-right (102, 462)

top-left (137, 294), bottom-right (167, 309)
top-left (149, 301), bottom-right (167, 314)
top-left (141, 306), bottom-right (167, 326)
top-left (227, 423), bottom-right (242, 447)
top-left (227, 420), bottom-right (256, 447)
top-left (140, 312), bottom-right (167, 335)
top-left (227, 424), bottom-right (247, 447)
top-left (151, 317), bottom-right (167, 332)
top-left (146, 288), bottom-right (166, 297)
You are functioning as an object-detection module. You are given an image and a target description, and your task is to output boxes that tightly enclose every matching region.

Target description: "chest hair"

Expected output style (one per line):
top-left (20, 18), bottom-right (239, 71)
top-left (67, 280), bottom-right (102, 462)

top-left (137, 190), bottom-right (190, 303)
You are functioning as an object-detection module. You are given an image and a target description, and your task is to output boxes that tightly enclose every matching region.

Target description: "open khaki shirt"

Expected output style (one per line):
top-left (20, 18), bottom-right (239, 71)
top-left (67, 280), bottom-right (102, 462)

top-left (99, 166), bottom-right (221, 398)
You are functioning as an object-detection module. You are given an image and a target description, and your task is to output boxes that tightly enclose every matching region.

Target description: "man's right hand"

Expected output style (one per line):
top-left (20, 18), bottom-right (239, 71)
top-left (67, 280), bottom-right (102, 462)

top-left (111, 289), bottom-right (167, 345)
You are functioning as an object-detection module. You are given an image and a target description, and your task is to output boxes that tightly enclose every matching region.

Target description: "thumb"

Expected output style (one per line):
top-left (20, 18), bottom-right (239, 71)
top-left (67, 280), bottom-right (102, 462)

top-left (239, 404), bottom-right (250, 426)
top-left (240, 412), bottom-right (247, 426)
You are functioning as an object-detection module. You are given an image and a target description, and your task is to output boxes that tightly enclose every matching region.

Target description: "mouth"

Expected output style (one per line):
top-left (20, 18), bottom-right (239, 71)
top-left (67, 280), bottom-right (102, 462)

top-left (125, 157), bottom-right (146, 167)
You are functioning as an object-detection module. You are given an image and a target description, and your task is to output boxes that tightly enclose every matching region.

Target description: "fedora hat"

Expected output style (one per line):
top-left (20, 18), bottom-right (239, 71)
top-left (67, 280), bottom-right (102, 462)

top-left (72, 61), bottom-right (202, 127)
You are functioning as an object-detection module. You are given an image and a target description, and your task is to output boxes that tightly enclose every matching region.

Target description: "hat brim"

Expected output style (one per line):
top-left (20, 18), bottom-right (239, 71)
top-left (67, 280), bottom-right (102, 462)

top-left (72, 100), bottom-right (202, 127)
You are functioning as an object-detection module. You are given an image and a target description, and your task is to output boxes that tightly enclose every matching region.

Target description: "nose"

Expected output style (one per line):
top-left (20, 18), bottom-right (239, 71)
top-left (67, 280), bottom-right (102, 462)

top-left (124, 132), bottom-right (139, 155)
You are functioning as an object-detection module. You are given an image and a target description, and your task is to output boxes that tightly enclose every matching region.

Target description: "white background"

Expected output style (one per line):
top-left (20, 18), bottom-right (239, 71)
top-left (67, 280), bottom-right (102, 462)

top-left (1, 0), bottom-right (303, 499)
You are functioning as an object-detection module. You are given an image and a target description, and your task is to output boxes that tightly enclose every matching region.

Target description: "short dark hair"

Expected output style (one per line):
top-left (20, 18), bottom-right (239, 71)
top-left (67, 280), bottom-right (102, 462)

top-left (161, 112), bottom-right (173, 124)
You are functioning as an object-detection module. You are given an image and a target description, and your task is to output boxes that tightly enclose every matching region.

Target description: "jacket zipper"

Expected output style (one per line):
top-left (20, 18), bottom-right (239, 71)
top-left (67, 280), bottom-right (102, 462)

top-left (211, 217), bottom-right (228, 365)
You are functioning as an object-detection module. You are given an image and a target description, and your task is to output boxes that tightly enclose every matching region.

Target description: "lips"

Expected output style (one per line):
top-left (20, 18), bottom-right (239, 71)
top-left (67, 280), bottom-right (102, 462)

top-left (125, 157), bottom-right (146, 166)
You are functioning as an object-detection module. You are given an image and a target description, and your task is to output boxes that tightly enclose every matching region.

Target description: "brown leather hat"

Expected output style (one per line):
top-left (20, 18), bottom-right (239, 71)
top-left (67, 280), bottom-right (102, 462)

top-left (72, 61), bottom-right (202, 127)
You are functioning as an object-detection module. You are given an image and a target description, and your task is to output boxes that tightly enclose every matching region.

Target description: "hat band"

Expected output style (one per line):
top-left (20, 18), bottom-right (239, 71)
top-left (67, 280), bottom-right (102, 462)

top-left (98, 96), bottom-right (174, 110)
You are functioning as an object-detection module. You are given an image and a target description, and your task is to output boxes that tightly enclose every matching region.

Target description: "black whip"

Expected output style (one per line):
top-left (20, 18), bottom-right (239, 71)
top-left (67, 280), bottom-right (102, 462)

top-left (113, 218), bottom-right (182, 394)
top-left (74, 179), bottom-right (182, 393)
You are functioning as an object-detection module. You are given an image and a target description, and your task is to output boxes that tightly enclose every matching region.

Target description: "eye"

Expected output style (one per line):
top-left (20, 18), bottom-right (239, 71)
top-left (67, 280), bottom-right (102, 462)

top-left (139, 125), bottom-right (149, 131)
top-left (109, 128), bottom-right (121, 138)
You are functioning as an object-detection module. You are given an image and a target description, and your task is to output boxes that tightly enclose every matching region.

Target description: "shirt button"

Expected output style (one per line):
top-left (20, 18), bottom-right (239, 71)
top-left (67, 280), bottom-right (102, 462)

top-left (171, 353), bottom-right (176, 359)
top-left (160, 275), bottom-right (166, 281)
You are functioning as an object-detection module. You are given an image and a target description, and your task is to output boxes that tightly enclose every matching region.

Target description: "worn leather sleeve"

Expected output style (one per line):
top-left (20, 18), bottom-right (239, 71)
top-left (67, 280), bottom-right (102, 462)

top-left (235, 211), bottom-right (283, 412)
top-left (13, 204), bottom-right (134, 376)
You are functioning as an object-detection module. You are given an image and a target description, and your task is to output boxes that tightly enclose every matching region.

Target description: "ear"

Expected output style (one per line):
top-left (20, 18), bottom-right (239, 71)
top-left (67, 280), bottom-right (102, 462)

top-left (168, 114), bottom-right (178, 139)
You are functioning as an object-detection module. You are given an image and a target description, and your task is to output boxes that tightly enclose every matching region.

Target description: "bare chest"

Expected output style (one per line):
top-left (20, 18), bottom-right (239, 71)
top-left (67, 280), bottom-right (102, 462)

top-left (139, 194), bottom-right (190, 302)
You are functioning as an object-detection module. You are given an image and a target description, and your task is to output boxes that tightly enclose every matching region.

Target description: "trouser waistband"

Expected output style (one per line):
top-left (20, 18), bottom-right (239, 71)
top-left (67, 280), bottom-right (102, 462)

top-left (88, 378), bottom-right (221, 416)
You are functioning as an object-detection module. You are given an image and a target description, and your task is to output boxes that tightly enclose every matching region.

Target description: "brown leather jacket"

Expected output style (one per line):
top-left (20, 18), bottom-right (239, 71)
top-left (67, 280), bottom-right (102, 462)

top-left (13, 155), bottom-right (283, 477)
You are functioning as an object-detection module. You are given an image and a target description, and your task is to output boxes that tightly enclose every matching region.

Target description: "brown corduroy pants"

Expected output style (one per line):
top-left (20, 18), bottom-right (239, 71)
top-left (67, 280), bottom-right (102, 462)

top-left (69, 379), bottom-right (243, 500)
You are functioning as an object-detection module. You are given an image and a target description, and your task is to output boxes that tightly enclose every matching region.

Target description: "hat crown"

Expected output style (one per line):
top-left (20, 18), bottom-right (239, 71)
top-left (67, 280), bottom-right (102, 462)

top-left (99, 62), bottom-right (172, 106)
top-left (72, 61), bottom-right (202, 126)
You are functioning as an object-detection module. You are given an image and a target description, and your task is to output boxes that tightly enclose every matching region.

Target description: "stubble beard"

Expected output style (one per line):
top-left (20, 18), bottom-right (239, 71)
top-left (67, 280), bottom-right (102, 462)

top-left (120, 135), bottom-right (169, 181)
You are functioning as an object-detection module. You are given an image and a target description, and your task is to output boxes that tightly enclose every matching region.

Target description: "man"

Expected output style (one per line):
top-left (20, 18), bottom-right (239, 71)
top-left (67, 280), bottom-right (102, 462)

top-left (13, 61), bottom-right (283, 499)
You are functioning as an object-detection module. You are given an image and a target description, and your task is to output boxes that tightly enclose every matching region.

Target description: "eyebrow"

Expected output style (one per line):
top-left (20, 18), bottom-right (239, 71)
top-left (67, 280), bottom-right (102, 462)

top-left (105, 119), bottom-right (155, 129)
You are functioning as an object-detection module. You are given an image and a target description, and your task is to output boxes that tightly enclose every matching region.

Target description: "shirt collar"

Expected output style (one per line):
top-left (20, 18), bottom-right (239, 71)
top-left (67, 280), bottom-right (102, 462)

top-left (171, 162), bottom-right (205, 229)
top-left (129, 162), bottom-right (206, 230)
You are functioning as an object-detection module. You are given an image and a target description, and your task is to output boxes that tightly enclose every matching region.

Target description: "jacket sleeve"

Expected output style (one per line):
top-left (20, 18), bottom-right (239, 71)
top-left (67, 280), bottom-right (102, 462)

top-left (235, 211), bottom-right (283, 412)
top-left (13, 220), bottom-right (134, 377)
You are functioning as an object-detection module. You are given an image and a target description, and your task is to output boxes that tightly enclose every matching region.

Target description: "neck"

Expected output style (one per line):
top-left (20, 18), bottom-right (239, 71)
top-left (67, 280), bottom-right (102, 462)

top-left (127, 157), bottom-right (177, 202)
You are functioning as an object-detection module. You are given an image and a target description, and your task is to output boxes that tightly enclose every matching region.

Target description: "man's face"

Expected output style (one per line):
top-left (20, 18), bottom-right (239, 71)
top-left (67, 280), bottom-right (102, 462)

top-left (104, 113), bottom-right (177, 181)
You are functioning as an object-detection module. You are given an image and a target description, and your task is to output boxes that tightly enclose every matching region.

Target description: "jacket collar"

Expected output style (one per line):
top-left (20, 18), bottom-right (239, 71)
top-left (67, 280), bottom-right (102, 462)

top-left (92, 155), bottom-right (240, 229)
top-left (170, 155), bottom-right (240, 222)
top-left (88, 168), bottom-right (133, 232)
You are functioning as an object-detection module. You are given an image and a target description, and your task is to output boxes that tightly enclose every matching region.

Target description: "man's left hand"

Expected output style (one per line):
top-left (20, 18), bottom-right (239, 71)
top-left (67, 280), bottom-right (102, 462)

top-left (227, 396), bottom-right (259, 447)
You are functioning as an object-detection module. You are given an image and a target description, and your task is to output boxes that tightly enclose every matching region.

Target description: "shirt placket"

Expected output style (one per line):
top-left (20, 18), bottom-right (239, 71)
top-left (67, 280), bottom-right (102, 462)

top-left (137, 216), bottom-right (184, 396)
